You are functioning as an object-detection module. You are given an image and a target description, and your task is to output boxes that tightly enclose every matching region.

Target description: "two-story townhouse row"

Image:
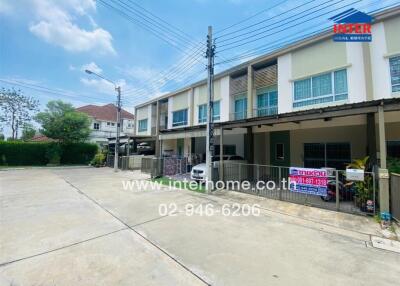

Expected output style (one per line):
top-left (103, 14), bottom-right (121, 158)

top-left (77, 104), bottom-right (135, 146)
top-left (135, 7), bottom-right (400, 169)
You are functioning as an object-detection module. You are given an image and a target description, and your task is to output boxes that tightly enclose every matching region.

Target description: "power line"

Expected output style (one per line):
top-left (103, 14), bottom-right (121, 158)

top-left (122, 43), bottom-right (205, 95)
top-left (0, 79), bottom-right (110, 103)
top-left (112, 0), bottom-right (193, 45)
top-left (96, 0), bottom-right (209, 99)
top-left (215, 0), bottom-right (397, 67)
top-left (216, 0), bottom-right (334, 43)
top-left (123, 0), bottom-right (195, 42)
top-left (215, 0), bottom-right (318, 39)
top-left (97, 0), bottom-right (205, 58)
top-left (217, 0), bottom-right (363, 52)
top-left (121, 61), bottom-right (207, 103)
top-left (97, 1), bottom-right (230, 103)
top-left (121, 54), bottom-right (205, 98)
top-left (214, 0), bottom-right (291, 35)
top-left (122, 64), bottom-right (207, 108)
top-left (128, 0), bottom-right (399, 109)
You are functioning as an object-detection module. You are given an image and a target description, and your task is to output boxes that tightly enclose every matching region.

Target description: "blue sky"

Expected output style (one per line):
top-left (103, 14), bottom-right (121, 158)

top-left (0, 0), bottom-right (396, 137)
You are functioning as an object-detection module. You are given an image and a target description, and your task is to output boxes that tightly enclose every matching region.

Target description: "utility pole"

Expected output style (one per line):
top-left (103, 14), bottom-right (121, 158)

top-left (114, 86), bottom-right (122, 172)
top-left (84, 69), bottom-right (121, 173)
top-left (205, 26), bottom-right (215, 193)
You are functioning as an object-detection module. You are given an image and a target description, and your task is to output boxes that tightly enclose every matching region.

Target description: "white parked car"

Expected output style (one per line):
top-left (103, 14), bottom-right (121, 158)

top-left (190, 155), bottom-right (246, 182)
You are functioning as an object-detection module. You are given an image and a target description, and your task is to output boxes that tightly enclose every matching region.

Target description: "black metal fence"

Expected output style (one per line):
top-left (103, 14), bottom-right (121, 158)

top-left (106, 154), bottom-right (114, 168)
top-left (220, 162), bottom-right (376, 215)
top-left (390, 173), bottom-right (400, 222)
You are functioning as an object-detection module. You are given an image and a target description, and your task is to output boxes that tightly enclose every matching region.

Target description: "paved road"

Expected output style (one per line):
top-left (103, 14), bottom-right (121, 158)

top-left (1, 168), bottom-right (399, 285)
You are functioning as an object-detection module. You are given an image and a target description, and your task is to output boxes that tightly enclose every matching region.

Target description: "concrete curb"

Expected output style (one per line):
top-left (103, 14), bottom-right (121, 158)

top-left (0, 165), bottom-right (92, 171)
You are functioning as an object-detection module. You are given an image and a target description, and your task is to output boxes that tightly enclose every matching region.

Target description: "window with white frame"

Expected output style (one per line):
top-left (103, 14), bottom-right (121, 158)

top-left (293, 69), bottom-right (348, 108)
top-left (138, 119), bottom-right (148, 132)
top-left (93, 123), bottom-right (99, 130)
top-left (390, 56), bottom-right (400, 92)
top-left (198, 104), bottom-right (207, 123)
top-left (213, 101), bottom-right (220, 121)
top-left (234, 97), bottom-right (247, 120)
top-left (198, 101), bottom-right (220, 124)
top-left (257, 88), bottom-right (278, 116)
top-left (172, 109), bottom-right (188, 127)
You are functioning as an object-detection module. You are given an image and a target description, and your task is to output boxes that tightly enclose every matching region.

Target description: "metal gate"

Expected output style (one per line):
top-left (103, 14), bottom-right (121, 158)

top-left (221, 162), bottom-right (376, 215)
top-left (390, 173), bottom-right (400, 222)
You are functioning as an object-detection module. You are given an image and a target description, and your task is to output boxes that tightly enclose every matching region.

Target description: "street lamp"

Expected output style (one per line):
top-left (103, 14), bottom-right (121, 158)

top-left (85, 69), bottom-right (122, 172)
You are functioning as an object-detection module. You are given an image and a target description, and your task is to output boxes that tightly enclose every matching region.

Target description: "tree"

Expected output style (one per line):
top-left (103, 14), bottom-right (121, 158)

top-left (35, 100), bottom-right (91, 143)
top-left (21, 123), bottom-right (36, 141)
top-left (0, 88), bottom-right (39, 140)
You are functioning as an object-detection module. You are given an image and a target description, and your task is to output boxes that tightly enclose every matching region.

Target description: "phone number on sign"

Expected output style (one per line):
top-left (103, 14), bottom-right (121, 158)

top-left (158, 203), bottom-right (261, 217)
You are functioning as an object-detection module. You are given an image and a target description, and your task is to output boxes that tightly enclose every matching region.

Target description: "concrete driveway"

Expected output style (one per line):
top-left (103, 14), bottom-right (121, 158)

top-left (1, 167), bottom-right (399, 285)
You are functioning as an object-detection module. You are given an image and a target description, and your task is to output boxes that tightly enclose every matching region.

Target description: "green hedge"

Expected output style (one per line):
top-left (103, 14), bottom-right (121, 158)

top-left (0, 141), bottom-right (98, 166)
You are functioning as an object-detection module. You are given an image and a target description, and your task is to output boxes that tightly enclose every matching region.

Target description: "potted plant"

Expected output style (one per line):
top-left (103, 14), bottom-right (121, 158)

top-left (91, 152), bottom-right (106, 168)
top-left (346, 156), bottom-right (374, 212)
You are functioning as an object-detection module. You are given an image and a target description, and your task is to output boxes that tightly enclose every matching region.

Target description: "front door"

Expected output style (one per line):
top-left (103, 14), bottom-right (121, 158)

top-left (270, 131), bottom-right (290, 167)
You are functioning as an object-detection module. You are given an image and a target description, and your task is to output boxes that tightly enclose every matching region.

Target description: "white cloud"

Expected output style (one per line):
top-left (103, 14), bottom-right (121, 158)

top-left (121, 66), bottom-right (162, 81)
top-left (0, 0), bottom-right (12, 14)
top-left (26, 0), bottom-right (115, 54)
top-left (80, 78), bottom-right (115, 94)
top-left (80, 77), bottom-right (129, 95)
top-left (81, 62), bottom-right (102, 74)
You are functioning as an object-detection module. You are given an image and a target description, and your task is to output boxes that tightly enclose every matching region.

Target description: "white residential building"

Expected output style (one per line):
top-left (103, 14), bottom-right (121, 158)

top-left (77, 104), bottom-right (135, 146)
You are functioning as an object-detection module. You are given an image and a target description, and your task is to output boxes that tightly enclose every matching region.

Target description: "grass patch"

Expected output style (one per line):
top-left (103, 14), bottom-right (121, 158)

top-left (151, 176), bottom-right (206, 193)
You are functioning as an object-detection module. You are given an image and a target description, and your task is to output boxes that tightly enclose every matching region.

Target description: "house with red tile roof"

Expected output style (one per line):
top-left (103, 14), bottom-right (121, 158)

top-left (76, 104), bottom-right (134, 145)
top-left (28, 134), bottom-right (58, 142)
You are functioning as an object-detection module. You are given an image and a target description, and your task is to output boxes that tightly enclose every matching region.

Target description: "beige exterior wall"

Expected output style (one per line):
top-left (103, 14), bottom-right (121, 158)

top-left (386, 122), bottom-right (400, 141)
top-left (136, 106), bottom-right (149, 120)
top-left (291, 39), bottom-right (347, 79)
top-left (375, 111), bottom-right (400, 151)
top-left (136, 105), bottom-right (151, 135)
top-left (193, 84), bottom-right (207, 125)
top-left (161, 139), bottom-right (177, 155)
top-left (172, 91), bottom-right (190, 111)
top-left (253, 132), bottom-right (268, 165)
top-left (362, 42), bottom-right (374, 101)
top-left (214, 79), bottom-right (222, 101)
top-left (290, 125), bottom-right (367, 168)
top-left (384, 16), bottom-right (400, 55)
top-left (194, 84), bottom-right (207, 106)
top-left (184, 138), bottom-right (192, 158)
top-left (193, 80), bottom-right (223, 125)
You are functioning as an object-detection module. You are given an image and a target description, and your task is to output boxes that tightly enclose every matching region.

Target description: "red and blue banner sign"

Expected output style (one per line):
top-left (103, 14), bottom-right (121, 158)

top-left (330, 9), bottom-right (373, 42)
top-left (289, 167), bottom-right (328, 196)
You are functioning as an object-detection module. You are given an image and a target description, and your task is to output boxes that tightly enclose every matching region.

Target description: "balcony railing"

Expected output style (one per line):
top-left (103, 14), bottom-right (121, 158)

top-left (172, 120), bottom-right (187, 127)
top-left (230, 110), bottom-right (247, 121)
top-left (253, 106), bottom-right (278, 117)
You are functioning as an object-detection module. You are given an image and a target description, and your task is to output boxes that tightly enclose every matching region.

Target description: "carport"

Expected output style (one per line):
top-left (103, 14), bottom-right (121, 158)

top-left (218, 98), bottom-right (400, 213)
top-left (108, 135), bottom-right (156, 156)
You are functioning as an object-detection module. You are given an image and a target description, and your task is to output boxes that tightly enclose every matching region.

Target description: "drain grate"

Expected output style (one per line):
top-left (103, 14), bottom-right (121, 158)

top-left (370, 236), bottom-right (400, 253)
